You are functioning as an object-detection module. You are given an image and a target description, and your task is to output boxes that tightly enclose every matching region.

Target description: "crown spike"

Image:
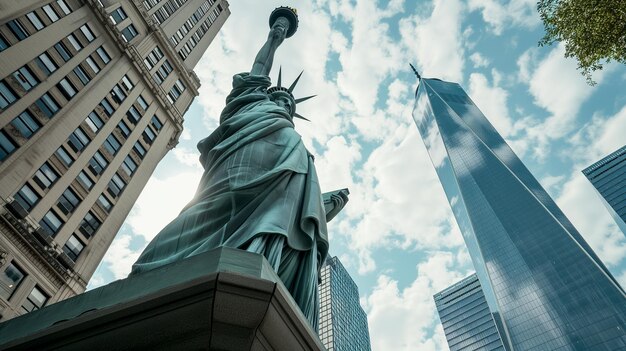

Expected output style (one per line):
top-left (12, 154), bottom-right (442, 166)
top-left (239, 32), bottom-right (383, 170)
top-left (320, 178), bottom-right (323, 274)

top-left (295, 95), bottom-right (316, 104)
top-left (277, 66), bottom-right (283, 87)
top-left (288, 70), bottom-right (304, 93)
top-left (293, 113), bottom-right (310, 121)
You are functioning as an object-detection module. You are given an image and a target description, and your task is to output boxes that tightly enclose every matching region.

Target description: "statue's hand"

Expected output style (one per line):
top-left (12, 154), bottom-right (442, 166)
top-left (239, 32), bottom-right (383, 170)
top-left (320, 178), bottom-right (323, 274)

top-left (269, 16), bottom-right (290, 44)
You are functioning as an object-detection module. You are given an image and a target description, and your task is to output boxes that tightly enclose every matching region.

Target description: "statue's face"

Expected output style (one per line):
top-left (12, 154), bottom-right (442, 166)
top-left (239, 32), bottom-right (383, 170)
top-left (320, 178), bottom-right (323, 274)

top-left (271, 94), bottom-right (295, 117)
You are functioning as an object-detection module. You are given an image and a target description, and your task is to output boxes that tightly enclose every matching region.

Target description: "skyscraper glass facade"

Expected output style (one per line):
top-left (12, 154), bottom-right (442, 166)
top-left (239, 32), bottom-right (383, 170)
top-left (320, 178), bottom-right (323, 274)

top-left (582, 145), bottom-right (626, 234)
top-left (412, 78), bottom-right (626, 350)
top-left (318, 256), bottom-right (372, 351)
top-left (434, 273), bottom-right (505, 351)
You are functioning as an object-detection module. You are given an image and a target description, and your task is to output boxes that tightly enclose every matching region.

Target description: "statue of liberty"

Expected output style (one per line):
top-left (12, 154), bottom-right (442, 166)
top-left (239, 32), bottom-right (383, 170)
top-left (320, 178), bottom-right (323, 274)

top-left (130, 7), bottom-right (348, 330)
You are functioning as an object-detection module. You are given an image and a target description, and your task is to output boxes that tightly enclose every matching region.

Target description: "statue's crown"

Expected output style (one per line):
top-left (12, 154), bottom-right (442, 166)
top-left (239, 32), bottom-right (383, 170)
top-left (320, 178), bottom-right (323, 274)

top-left (267, 67), bottom-right (315, 121)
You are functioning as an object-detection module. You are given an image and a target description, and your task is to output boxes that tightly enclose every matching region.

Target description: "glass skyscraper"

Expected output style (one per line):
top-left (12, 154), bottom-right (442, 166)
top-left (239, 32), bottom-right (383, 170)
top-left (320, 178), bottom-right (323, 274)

top-left (318, 256), bottom-right (372, 351)
top-left (582, 145), bottom-right (626, 234)
top-left (412, 77), bottom-right (626, 350)
top-left (434, 273), bottom-right (505, 351)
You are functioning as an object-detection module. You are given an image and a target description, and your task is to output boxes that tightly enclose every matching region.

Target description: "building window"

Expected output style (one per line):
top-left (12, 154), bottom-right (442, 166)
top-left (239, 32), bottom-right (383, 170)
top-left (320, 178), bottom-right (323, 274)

top-left (121, 75), bottom-right (134, 92)
top-left (54, 42), bottom-right (72, 62)
top-left (133, 141), bottom-right (146, 159)
top-left (0, 262), bottom-right (26, 300)
top-left (12, 66), bottom-right (40, 92)
top-left (78, 211), bottom-right (101, 238)
top-left (57, 0), bottom-right (72, 15)
top-left (0, 130), bottom-right (17, 161)
top-left (36, 53), bottom-right (58, 76)
top-left (143, 46), bottom-right (163, 70)
top-left (126, 106), bottom-right (141, 124)
top-left (137, 95), bottom-right (148, 110)
top-left (33, 162), bottom-right (59, 189)
top-left (168, 80), bottom-right (186, 103)
top-left (117, 120), bottom-right (131, 137)
top-left (34, 93), bottom-right (60, 118)
top-left (0, 33), bottom-right (8, 52)
top-left (11, 111), bottom-right (41, 138)
top-left (63, 235), bottom-right (84, 261)
top-left (88, 151), bottom-right (108, 175)
top-left (107, 173), bottom-right (126, 198)
top-left (100, 97), bottom-right (114, 116)
top-left (73, 65), bottom-right (91, 86)
top-left (121, 155), bottom-right (137, 176)
top-left (67, 33), bottom-right (82, 51)
top-left (42, 4), bottom-right (60, 22)
top-left (97, 194), bottom-right (112, 213)
top-left (85, 111), bottom-right (103, 133)
top-left (57, 187), bottom-right (81, 215)
top-left (39, 209), bottom-right (63, 235)
top-left (85, 56), bottom-right (100, 74)
top-left (7, 19), bottom-right (29, 41)
top-left (151, 115), bottom-right (163, 131)
top-left (80, 24), bottom-right (95, 42)
top-left (104, 134), bottom-right (121, 155)
top-left (111, 84), bottom-right (126, 103)
top-left (21, 285), bottom-right (48, 313)
top-left (110, 7), bottom-right (127, 24)
top-left (14, 184), bottom-right (40, 211)
top-left (143, 126), bottom-right (156, 144)
top-left (121, 24), bottom-right (138, 42)
top-left (57, 77), bottom-right (77, 100)
top-left (77, 170), bottom-right (94, 190)
top-left (67, 127), bottom-right (90, 152)
top-left (26, 12), bottom-right (45, 31)
top-left (55, 146), bottom-right (73, 167)
top-left (0, 81), bottom-right (17, 109)
top-left (96, 47), bottom-right (111, 64)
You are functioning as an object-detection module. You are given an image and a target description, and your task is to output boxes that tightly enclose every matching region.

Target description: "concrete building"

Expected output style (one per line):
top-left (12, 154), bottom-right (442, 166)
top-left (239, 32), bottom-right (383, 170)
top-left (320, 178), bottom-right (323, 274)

top-left (412, 77), bottom-right (626, 349)
top-left (318, 256), bottom-right (371, 351)
top-left (582, 145), bottom-right (626, 235)
top-left (434, 273), bottom-right (505, 351)
top-left (0, 0), bottom-right (229, 321)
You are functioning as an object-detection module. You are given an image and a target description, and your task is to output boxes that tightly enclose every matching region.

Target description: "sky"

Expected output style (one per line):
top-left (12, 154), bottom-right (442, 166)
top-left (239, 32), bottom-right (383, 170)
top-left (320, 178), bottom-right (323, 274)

top-left (89, 0), bottom-right (626, 349)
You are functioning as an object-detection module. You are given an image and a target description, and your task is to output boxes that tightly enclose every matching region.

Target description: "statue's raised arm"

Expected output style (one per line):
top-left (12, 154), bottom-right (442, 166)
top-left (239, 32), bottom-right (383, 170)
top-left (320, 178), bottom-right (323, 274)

top-left (250, 7), bottom-right (299, 76)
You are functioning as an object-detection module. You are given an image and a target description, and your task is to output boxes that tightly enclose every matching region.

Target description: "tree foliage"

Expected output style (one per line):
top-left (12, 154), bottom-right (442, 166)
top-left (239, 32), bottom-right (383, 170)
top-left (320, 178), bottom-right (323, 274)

top-left (538, 0), bottom-right (626, 85)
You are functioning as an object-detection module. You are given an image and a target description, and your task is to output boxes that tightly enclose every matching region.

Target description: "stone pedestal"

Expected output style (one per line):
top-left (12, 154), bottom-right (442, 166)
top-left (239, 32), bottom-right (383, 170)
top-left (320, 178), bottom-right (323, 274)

top-left (0, 247), bottom-right (325, 350)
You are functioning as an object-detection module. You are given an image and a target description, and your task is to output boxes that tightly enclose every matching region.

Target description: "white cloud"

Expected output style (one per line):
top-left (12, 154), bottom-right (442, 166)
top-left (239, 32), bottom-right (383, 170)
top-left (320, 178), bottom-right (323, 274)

top-left (469, 52), bottom-right (490, 68)
top-left (364, 251), bottom-right (469, 351)
top-left (172, 146), bottom-right (202, 169)
top-left (100, 234), bottom-right (141, 279)
top-left (468, 0), bottom-right (539, 35)
top-left (400, 0), bottom-right (466, 82)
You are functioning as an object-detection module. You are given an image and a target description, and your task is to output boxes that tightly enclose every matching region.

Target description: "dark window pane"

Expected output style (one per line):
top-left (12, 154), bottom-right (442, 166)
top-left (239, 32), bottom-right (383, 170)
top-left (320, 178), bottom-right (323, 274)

top-left (35, 93), bottom-right (60, 118)
top-left (11, 110), bottom-right (40, 138)
top-left (0, 81), bottom-right (17, 109)
top-left (57, 187), bottom-right (81, 215)
top-left (12, 66), bottom-right (39, 92)
top-left (100, 97), bottom-right (114, 116)
top-left (111, 84), bottom-right (125, 103)
top-left (73, 65), bottom-right (91, 86)
top-left (77, 171), bottom-right (94, 190)
top-left (14, 184), bottom-right (40, 211)
top-left (26, 12), bottom-right (44, 31)
top-left (143, 126), bottom-right (156, 144)
top-left (121, 24), bottom-right (138, 42)
top-left (36, 53), bottom-right (58, 76)
top-left (104, 134), bottom-right (121, 155)
top-left (0, 33), bottom-right (9, 52)
top-left (68, 127), bottom-right (90, 152)
top-left (151, 115), bottom-right (163, 131)
top-left (85, 57), bottom-right (100, 74)
top-left (0, 262), bottom-right (26, 300)
top-left (39, 210), bottom-right (63, 235)
top-left (21, 285), bottom-right (48, 313)
top-left (126, 106), bottom-right (141, 124)
top-left (96, 47), bottom-right (110, 64)
top-left (97, 194), bottom-right (112, 212)
top-left (57, 77), bottom-right (77, 100)
top-left (33, 162), bottom-right (59, 189)
top-left (55, 146), bottom-right (73, 167)
top-left (117, 120), bottom-right (130, 137)
top-left (0, 130), bottom-right (17, 161)
top-left (133, 141), bottom-right (146, 159)
top-left (54, 42), bottom-right (72, 62)
top-left (110, 7), bottom-right (127, 24)
top-left (63, 235), bottom-right (84, 261)
top-left (67, 34), bottom-right (82, 51)
top-left (8, 20), bottom-right (29, 41)
top-left (79, 211), bottom-right (101, 238)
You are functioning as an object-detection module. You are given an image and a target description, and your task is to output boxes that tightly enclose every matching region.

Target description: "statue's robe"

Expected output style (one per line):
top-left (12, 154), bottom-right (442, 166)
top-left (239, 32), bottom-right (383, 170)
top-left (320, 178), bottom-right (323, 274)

top-left (130, 73), bottom-right (328, 328)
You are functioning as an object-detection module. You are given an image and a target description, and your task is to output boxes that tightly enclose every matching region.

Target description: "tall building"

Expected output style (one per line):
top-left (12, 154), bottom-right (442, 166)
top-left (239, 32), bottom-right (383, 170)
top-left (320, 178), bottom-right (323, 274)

top-left (318, 256), bottom-right (371, 351)
top-left (412, 77), bottom-right (626, 350)
top-left (434, 273), bottom-right (505, 351)
top-left (582, 145), bottom-right (626, 234)
top-left (0, 0), bottom-right (229, 321)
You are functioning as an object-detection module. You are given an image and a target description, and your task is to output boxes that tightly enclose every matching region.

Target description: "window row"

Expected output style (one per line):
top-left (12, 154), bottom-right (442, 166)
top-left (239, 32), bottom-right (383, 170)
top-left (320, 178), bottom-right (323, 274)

top-left (0, 261), bottom-right (49, 313)
top-left (177, 6), bottom-right (222, 60)
top-left (169, 0), bottom-right (215, 46)
top-left (151, 0), bottom-right (191, 25)
top-left (167, 79), bottom-right (186, 103)
top-left (0, 24), bottom-right (96, 112)
top-left (1, 0), bottom-right (74, 48)
top-left (143, 46), bottom-right (164, 70)
top-left (0, 46), bottom-right (111, 163)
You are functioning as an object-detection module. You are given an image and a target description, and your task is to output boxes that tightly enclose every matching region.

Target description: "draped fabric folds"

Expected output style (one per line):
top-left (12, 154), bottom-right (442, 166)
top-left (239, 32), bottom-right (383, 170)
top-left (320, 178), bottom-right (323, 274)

top-left (130, 73), bottom-right (328, 328)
